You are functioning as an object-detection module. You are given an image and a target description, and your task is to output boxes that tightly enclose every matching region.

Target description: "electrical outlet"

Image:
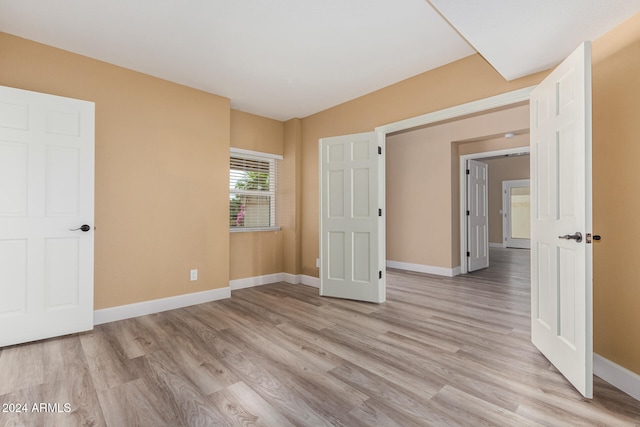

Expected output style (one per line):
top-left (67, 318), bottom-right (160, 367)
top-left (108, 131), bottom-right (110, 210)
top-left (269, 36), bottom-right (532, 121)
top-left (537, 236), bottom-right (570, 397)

top-left (190, 269), bottom-right (198, 281)
top-left (316, 258), bottom-right (320, 268)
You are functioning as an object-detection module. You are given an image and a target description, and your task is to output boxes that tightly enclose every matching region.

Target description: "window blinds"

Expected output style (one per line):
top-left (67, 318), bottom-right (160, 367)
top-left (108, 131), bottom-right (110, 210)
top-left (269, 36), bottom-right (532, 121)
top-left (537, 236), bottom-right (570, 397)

top-left (229, 154), bottom-right (278, 229)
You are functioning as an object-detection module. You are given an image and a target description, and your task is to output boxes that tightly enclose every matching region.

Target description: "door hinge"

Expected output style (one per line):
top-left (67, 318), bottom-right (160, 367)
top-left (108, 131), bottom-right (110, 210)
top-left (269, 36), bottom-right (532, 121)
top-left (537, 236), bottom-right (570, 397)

top-left (378, 208), bottom-right (382, 217)
top-left (466, 169), bottom-right (470, 175)
top-left (467, 251), bottom-right (470, 257)
top-left (379, 270), bottom-right (382, 279)
top-left (378, 146), bottom-right (382, 155)
top-left (466, 210), bottom-right (470, 216)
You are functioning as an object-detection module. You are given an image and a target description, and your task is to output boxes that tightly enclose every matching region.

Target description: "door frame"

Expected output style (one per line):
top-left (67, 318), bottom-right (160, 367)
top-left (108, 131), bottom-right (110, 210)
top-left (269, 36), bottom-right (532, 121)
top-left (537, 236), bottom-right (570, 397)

top-left (503, 178), bottom-right (531, 249)
top-left (374, 86), bottom-right (535, 274)
top-left (459, 147), bottom-right (530, 274)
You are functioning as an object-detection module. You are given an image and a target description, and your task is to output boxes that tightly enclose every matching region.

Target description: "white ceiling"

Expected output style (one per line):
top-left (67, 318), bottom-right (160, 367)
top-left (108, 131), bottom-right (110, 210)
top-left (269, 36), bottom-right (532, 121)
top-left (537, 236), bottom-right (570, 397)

top-left (428, 0), bottom-right (640, 81)
top-left (1, 1), bottom-right (638, 121)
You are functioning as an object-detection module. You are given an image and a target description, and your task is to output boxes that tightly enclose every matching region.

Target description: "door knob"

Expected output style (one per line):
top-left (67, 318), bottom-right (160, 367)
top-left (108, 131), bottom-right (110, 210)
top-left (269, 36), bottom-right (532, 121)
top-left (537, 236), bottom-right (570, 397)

top-left (70, 224), bottom-right (91, 232)
top-left (558, 232), bottom-right (582, 243)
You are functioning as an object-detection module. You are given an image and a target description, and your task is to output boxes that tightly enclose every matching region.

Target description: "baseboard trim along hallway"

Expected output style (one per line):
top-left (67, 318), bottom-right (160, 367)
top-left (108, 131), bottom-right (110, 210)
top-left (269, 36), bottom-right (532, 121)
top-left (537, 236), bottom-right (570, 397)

top-left (93, 287), bottom-right (231, 325)
top-left (386, 260), bottom-right (461, 277)
top-left (594, 353), bottom-right (640, 401)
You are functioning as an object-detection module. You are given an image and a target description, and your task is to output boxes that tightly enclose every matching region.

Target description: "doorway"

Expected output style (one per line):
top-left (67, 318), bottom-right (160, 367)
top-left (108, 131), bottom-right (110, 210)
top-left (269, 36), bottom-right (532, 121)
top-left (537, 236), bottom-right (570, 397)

top-left (503, 179), bottom-right (531, 249)
top-left (459, 147), bottom-right (530, 274)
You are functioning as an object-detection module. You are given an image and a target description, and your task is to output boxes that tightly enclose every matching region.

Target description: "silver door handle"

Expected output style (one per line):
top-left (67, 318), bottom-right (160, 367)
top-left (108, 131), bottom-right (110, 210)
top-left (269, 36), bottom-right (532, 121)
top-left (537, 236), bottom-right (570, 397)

top-left (558, 232), bottom-right (582, 243)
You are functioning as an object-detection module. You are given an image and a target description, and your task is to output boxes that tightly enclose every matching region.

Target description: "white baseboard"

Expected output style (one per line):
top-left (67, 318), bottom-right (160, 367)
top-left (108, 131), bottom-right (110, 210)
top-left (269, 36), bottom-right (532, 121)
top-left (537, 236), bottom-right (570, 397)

top-left (489, 242), bottom-right (504, 248)
top-left (594, 353), bottom-right (640, 401)
top-left (386, 260), bottom-right (461, 277)
top-left (229, 272), bottom-right (319, 290)
top-left (93, 287), bottom-right (231, 325)
top-left (300, 275), bottom-right (320, 288)
top-left (282, 273), bottom-right (301, 284)
top-left (230, 273), bottom-right (285, 290)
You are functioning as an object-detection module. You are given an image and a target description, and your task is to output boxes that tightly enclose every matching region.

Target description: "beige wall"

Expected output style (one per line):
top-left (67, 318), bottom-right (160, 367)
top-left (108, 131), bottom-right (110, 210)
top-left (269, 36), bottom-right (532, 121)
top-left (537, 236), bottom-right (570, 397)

top-left (229, 110), bottom-right (285, 280)
top-left (483, 154), bottom-right (530, 244)
top-left (230, 110), bottom-right (283, 155)
top-left (386, 106), bottom-right (530, 268)
top-left (592, 13), bottom-right (640, 374)
top-left (0, 32), bottom-right (231, 310)
top-left (301, 55), bottom-right (548, 276)
top-left (282, 119), bottom-right (303, 275)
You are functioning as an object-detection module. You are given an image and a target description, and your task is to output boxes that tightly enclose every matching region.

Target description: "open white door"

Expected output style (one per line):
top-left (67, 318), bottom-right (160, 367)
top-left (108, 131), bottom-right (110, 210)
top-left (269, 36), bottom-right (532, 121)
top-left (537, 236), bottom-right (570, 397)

top-left (0, 86), bottom-right (95, 347)
top-left (530, 42), bottom-right (593, 398)
top-left (467, 159), bottom-right (489, 272)
top-left (319, 132), bottom-right (385, 303)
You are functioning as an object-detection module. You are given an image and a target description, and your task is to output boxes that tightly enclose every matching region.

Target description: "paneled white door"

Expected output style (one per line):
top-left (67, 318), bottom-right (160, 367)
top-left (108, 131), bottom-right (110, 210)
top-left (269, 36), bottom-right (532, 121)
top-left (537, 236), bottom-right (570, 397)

top-left (467, 159), bottom-right (489, 272)
top-left (319, 132), bottom-right (385, 303)
top-left (0, 85), bottom-right (95, 347)
top-left (530, 42), bottom-right (593, 398)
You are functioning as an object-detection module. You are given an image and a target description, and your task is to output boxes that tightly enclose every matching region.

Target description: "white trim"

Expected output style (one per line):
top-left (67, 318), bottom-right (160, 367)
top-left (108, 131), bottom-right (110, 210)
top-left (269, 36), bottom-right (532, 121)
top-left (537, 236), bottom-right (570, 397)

top-left (459, 146), bottom-right (531, 274)
top-left (93, 287), bottom-right (231, 325)
top-left (300, 275), bottom-right (320, 288)
top-left (230, 273), bottom-right (284, 290)
top-left (230, 146), bottom-right (283, 160)
top-left (386, 260), bottom-right (460, 277)
top-left (489, 242), bottom-right (505, 248)
top-left (282, 273), bottom-right (301, 284)
top-left (229, 272), bottom-right (320, 289)
top-left (594, 353), bottom-right (640, 401)
top-left (375, 86), bottom-right (535, 135)
top-left (230, 226), bottom-right (281, 233)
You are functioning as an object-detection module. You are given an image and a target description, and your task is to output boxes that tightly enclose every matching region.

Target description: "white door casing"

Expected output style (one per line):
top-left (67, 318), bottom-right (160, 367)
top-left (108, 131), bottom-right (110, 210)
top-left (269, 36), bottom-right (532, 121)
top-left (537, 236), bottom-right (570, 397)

top-left (503, 179), bottom-right (531, 249)
top-left (0, 86), bottom-right (95, 347)
top-left (319, 132), bottom-right (385, 303)
top-left (530, 42), bottom-right (593, 398)
top-left (467, 159), bottom-right (489, 272)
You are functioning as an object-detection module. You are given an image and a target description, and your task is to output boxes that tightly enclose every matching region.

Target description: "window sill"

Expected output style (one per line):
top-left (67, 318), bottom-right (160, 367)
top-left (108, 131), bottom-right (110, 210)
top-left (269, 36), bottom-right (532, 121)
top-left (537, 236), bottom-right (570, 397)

top-left (230, 227), bottom-right (281, 233)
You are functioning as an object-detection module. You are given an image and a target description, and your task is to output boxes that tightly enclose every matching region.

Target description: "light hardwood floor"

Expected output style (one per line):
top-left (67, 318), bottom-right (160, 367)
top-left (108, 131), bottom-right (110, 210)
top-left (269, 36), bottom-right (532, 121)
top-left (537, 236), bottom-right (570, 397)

top-left (1, 248), bottom-right (639, 426)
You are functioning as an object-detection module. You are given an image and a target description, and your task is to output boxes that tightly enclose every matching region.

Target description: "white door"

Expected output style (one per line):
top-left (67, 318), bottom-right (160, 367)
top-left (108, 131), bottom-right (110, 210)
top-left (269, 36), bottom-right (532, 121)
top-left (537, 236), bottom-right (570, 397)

top-left (0, 86), bottom-right (95, 347)
top-left (503, 179), bottom-right (531, 249)
top-left (530, 42), bottom-right (593, 398)
top-left (467, 159), bottom-right (489, 272)
top-left (319, 132), bottom-right (385, 303)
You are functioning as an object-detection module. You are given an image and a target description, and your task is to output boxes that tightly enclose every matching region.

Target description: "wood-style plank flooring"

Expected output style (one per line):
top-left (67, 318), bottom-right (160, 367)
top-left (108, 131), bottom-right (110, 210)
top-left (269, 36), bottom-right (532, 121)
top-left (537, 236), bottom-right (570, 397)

top-left (2, 248), bottom-right (639, 426)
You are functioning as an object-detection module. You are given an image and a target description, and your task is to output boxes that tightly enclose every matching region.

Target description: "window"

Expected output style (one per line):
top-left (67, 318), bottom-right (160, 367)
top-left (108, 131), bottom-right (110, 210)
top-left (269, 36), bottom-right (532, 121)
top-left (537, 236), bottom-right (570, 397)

top-left (229, 148), bottom-right (281, 231)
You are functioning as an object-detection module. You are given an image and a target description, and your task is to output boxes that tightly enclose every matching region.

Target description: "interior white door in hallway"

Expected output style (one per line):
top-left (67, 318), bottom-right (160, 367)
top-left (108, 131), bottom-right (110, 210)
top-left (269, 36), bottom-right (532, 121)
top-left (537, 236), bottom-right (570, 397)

top-left (319, 132), bottom-right (385, 303)
top-left (530, 42), bottom-right (593, 398)
top-left (467, 159), bottom-right (489, 272)
top-left (0, 85), bottom-right (95, 347)
top-left (503, 179), bottom-right (531, 249)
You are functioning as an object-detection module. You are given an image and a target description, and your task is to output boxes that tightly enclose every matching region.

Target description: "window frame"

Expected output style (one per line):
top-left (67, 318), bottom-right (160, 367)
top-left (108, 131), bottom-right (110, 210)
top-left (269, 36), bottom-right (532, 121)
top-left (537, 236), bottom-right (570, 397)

top-left (229, 147), bottom-right (282, 233)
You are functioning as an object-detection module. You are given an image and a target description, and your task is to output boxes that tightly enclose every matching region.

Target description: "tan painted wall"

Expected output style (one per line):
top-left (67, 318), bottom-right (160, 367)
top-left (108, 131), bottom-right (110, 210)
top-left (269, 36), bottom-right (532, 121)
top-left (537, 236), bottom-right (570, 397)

top-left (282, 119), bottom-right (303, 275)
top-left (301, 54), bottom-right (548, 276)
top-left (229, 110), bottom-right (285, 280)
top-left (592, 13), bottom-right (640, 374)
top-left (230, 110), bottom-right (283, 155)
top-left (483, 154), bottom-right (530, 244)
top-left (0, 33), bottom-right (231, 309)
top-left (386, 106), bottom-right (530, 268)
